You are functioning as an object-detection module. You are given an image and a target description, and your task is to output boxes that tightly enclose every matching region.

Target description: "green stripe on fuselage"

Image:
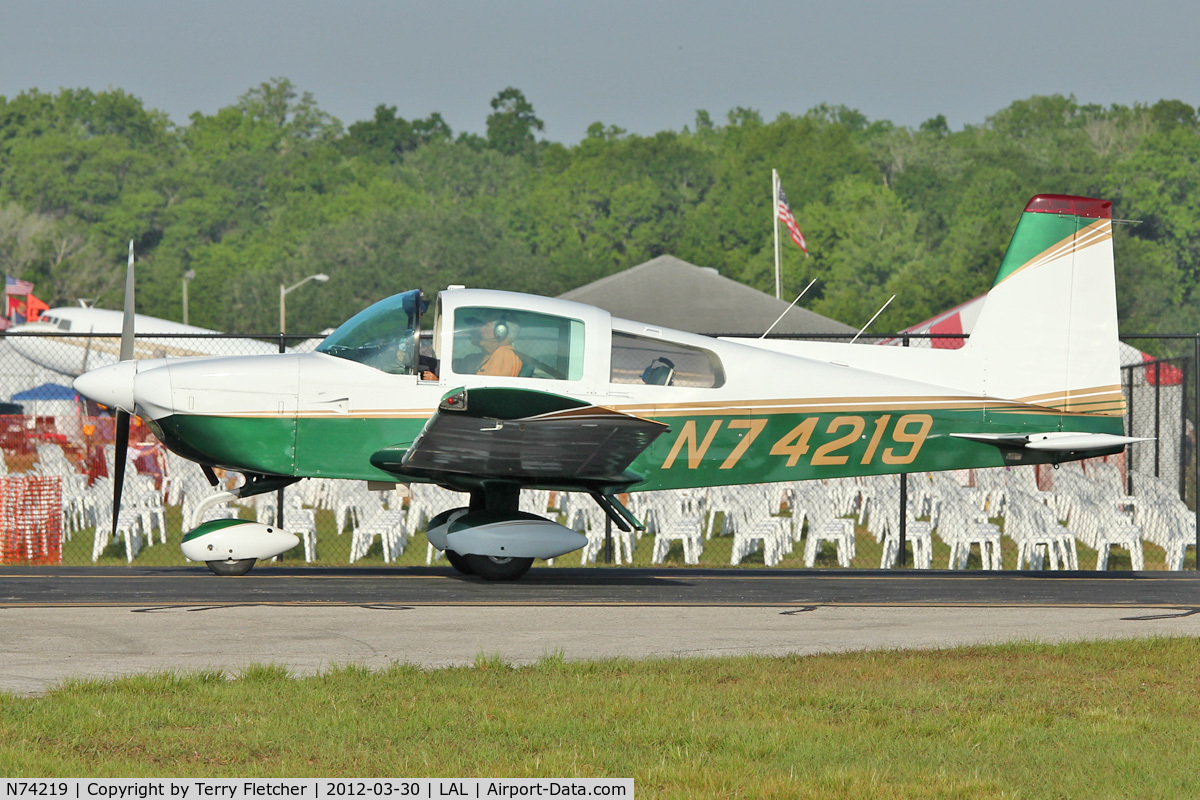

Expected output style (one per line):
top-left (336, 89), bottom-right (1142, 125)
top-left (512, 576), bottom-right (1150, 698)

top-left (153, 414), bottom-right (428, 480)
top-left (152, 404), bottom-right (1123, 490)
top-left (628, 406), bottom-right (1124, 491)
top-left (152, 414), bottom-right (297, 475)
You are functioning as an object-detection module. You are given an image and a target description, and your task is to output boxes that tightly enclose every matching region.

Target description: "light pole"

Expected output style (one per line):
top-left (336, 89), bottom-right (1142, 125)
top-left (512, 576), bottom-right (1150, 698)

top-left (182, 270), bottom-right (195, 325)
top-left (279, 273), bottom-right (330, 333)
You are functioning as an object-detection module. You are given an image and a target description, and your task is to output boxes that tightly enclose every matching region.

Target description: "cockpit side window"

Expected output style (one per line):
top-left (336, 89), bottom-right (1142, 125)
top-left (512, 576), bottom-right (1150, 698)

top-left (450, 306), bottom-right (584, 380)
top-left (610, 332), bottom-right (725, 388)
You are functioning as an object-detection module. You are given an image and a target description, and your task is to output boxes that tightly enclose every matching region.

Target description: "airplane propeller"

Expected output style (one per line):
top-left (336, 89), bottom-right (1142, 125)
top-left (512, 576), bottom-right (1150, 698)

top-left (111, 241), bottom-right (136, 538)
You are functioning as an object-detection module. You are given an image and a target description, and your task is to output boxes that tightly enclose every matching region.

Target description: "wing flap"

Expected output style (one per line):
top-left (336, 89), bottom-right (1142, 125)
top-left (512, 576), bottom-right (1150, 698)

top-left (374, 387), bottom-right (668, 483)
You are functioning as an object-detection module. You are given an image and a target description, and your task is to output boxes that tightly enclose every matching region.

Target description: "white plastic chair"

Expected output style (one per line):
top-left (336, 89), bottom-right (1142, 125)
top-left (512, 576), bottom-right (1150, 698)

top-left (278, 495), bottom-right (318, 562)
top-left (1069, 500), bottom-right (1144, 570)
top-left (350, 508), bottom-right (407, 563)
top-left (872, 492), bottom-right (934, 570)
top-left (651, 515), bottom-right (704, 564)
top-left (728, 505), bottom-right (789, 567)
top-left (803, 518), bottom-right (856, 568)
top-left (939, 506), bottom-right (1002, 570)
top-left (799, 492), bottom-right (856, 568)
top-left (1008, 495), bottom-right (1077, 570)
top-left (90, 491), bottom-right (144, 563)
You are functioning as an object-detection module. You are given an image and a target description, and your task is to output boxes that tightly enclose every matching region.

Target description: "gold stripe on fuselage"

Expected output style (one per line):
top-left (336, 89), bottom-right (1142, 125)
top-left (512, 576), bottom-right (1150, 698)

top-left (191, 385), bottom-right (1126, 423)
top-left (618, 389), bottom-right (1121, 419)
top-left (1015, 385), bottom-right (1126, 416)
top-left (1018, 385), bottom-right (1122, 405)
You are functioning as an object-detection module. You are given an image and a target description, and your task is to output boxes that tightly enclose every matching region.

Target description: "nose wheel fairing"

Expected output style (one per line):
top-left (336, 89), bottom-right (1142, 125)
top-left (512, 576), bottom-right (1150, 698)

top-left (181, 519), bottom-right (300, 563)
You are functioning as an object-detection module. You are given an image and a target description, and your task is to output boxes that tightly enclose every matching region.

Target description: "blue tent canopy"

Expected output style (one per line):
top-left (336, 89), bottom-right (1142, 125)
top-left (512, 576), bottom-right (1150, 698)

top-left (12, 383), bottom-right (77, 402)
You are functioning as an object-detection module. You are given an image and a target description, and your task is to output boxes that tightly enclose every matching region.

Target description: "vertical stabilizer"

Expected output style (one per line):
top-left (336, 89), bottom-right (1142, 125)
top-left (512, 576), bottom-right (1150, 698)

top-left (965, 195), bottom-right (1123, 415)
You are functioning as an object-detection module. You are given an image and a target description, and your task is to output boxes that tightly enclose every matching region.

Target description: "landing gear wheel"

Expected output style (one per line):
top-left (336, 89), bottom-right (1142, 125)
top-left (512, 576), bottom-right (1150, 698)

top-left (464, 554), bottom-right (534, 581)
top-left (206, 558), bottom-right (256, 576)
top-left (445, 550), bottom-right (474, 575)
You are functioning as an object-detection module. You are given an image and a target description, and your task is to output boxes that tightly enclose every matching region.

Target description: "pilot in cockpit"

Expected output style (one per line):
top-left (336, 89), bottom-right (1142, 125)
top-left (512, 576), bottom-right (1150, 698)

top-left (475, 315), bottom-right (522, 377)
top-left (422, 314), bottom-right (522, 380)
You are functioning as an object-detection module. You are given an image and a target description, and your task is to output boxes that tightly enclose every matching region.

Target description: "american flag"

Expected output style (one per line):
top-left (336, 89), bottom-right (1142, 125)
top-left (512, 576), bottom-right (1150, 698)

top-left (5, 275), bottom-right (32, 295)
top-left (777, 186), bottom-right (809, 255)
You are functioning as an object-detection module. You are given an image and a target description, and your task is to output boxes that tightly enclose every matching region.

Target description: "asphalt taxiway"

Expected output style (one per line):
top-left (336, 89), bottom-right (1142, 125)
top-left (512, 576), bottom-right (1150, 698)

top-left (1, 566), bottom-right (1197, 696)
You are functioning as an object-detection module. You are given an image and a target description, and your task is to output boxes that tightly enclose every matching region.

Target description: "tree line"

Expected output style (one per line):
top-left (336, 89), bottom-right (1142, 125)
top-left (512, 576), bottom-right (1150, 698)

top-left (0, 79), bottom-right (1197, 340)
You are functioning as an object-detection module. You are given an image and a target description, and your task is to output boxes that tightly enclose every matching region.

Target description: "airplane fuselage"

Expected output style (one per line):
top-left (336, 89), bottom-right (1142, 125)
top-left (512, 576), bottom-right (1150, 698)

top-left (81, 284), bottom-right (1124, 496)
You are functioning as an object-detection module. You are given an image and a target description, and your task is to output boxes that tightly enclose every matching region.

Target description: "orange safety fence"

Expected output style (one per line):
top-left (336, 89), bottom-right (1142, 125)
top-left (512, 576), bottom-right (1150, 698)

top-left (0, 476), bottom-right (63, 564)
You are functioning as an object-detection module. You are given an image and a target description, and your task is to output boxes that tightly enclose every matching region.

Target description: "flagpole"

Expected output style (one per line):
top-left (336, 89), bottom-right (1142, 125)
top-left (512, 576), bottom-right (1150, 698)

top-left (772, 169), bottom-right (781, 299)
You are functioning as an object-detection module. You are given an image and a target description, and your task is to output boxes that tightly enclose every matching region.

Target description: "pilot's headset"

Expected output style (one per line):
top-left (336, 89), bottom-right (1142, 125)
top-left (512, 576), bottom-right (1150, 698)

top-left (491, 317), bottom-right (510, 342)
top-left (641, 357), bottom-right (676, 386)
top-left (488, 313), bottom-right (519, 343)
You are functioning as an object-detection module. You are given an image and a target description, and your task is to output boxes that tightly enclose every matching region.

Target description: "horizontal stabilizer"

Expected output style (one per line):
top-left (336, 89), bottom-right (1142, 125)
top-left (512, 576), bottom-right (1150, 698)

top-left (950, 431), bottom-right (1151, 452)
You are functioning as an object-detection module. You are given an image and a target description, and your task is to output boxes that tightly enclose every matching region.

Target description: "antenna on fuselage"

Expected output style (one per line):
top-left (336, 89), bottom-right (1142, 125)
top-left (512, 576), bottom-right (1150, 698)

top-left (849, 294), bottom-right (896, 345)
top-left (759, 278), bottom-right (817, 339)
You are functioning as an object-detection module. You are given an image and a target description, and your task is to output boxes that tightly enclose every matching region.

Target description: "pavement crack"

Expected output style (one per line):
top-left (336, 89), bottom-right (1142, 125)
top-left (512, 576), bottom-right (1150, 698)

top-left (779, 606), bottom-right (820, 615)
top-left (1121, 607), bottom-right (1200, 621)
top-left (132, 604), bottom-right (260, 613)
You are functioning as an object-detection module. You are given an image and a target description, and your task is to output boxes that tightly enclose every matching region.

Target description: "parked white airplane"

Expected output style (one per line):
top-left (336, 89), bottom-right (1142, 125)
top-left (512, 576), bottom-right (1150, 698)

top-left (6, 304), bottom-right (313, 378)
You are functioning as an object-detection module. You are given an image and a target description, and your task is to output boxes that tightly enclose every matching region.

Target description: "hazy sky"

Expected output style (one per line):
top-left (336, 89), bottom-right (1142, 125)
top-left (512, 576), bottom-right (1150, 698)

top-left (3, 0), bottom-right (1198, 144)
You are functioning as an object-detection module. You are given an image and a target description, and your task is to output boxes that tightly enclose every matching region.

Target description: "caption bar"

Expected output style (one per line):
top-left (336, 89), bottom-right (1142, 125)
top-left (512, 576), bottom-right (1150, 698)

top-left (2, 781), bottom-right (632, 800)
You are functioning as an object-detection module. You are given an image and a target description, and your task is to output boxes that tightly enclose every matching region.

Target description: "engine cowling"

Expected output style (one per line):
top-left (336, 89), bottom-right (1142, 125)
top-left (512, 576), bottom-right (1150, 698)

top-left (181, 519), bottom-right (300, 562)
top-left (425, 508), bottom-right (587, 560)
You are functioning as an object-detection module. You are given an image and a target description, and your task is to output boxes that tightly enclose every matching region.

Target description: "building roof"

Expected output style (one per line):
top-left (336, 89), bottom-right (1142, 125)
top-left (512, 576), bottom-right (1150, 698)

top-left (557, 255), bottom-right (854, 336)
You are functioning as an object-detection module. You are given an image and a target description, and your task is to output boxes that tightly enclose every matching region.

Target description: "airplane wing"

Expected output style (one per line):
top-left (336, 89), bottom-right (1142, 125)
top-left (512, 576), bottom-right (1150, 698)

top-left (370, 386), bottom-right (669, 488)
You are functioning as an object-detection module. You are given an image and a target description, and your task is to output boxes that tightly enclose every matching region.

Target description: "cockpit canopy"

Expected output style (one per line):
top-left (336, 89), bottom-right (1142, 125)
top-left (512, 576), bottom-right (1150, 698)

top-left (316, 285), bottom-right (726, 388)
top-left (316, 290), bottom-right (427, 375)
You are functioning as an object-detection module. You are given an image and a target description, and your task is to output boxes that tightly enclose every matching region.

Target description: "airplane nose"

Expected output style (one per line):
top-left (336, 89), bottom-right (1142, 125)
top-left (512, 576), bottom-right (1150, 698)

top-left (73, 361), bottom-right (138, 413)
top-left (132, 362), bottom-right (174, 420)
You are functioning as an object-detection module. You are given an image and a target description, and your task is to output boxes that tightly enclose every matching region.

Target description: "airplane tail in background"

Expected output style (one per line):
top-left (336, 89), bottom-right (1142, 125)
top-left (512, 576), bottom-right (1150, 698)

top-left (964, 194), bottom-right (1124, 416)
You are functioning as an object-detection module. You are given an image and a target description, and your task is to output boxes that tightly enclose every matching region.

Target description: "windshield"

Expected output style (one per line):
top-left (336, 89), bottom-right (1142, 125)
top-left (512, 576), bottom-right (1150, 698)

top-left (316, 290), bottom-right (427, 375)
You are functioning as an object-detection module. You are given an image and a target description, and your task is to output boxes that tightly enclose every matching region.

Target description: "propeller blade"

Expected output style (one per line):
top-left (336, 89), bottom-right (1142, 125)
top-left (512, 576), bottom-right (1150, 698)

top-left (120, 241), bottom-right (135, 362)
top-left (111, 409), bottom-right (130, 536)
top-left (112, 242), bottom-right (136, 534)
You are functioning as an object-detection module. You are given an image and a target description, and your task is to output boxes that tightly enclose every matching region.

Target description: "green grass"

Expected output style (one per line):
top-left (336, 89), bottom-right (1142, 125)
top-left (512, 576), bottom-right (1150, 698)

top-left (1, 638), bottom-right (1198, 798)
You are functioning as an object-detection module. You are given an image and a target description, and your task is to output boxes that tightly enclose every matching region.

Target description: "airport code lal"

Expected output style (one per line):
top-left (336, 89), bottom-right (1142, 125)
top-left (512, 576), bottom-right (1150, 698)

top-left (1, 781), bottom-right (632, 799)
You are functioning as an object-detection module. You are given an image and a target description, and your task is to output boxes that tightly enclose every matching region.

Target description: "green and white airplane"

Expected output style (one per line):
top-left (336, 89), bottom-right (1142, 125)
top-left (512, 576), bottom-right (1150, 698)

top-left (74, 194), bottom-right (1140, 579)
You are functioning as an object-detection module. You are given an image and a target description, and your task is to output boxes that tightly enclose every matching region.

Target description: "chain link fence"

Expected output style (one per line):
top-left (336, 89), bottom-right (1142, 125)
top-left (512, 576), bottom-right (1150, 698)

top-left (0, 329), bottom-right (1195, 571)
